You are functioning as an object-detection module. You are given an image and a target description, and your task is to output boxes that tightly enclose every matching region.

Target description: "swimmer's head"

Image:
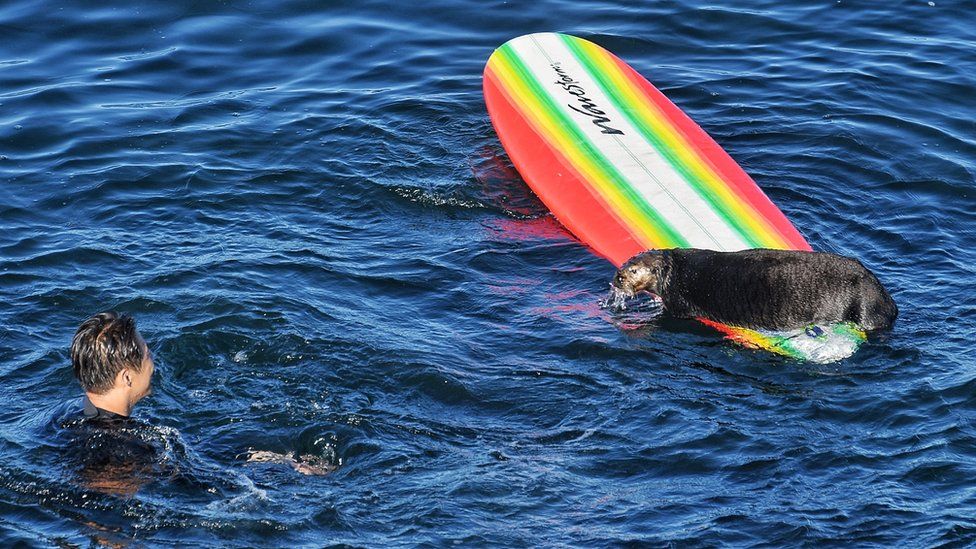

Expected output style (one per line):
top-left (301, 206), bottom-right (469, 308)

top-left (71, 312), bottom-right (154, 403)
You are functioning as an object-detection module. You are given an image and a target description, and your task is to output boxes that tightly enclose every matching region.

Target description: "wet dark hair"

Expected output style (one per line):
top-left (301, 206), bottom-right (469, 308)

top-left (71, 311), bottom-right (146, 394)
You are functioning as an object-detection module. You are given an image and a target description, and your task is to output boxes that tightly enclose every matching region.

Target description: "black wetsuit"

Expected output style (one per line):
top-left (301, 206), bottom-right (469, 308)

top-left (51, 397), bottom-right (251, 497)
top-left (81, 396), bottom-right (130, 422)
top-left (55, 397), bottom-right (163, 495)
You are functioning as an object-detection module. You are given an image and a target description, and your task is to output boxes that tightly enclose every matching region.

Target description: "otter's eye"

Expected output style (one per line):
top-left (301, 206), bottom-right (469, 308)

top-left (629, 267), bottom-right (637, 274)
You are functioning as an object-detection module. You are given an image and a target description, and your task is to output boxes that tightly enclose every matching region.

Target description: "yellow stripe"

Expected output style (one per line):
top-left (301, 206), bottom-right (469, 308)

top-left (718, 325), bottom-right (802, 358)
top-left (488, 54), bottom-right (670, 248)
top-left (577, 39), bottom-right (792, 249)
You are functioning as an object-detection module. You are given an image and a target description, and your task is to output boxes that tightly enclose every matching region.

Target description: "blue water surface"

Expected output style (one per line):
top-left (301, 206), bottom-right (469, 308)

top-left (1, 0), bottom-right (975, 546)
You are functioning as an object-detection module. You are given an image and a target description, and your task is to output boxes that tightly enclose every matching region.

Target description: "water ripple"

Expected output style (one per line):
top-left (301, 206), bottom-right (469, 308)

top-left (1, 0), bottom-right (975, 545)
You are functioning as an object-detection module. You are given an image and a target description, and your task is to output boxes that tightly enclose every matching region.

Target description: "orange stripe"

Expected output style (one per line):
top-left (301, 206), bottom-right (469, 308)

top-left (488, 51), bottom-right (682, 248)
top-left (484, 63), bottom-right (654, 251)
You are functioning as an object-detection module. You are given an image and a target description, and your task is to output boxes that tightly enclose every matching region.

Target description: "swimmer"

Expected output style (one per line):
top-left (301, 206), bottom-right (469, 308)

top-left (62, 312), bottom-right (160, 496)
top-left (71, 311), bottom-right (155, 420)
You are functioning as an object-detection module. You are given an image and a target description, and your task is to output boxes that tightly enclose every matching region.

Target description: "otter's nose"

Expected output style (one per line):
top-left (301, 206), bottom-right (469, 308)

top-left (613, 271), bottom-right (623, 287)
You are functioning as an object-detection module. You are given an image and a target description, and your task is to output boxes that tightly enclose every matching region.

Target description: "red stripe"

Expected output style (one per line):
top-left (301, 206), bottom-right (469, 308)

top-left (484, 65), bottom-right (646, 266)
top-left (609, 54), bottom-right (811, 251)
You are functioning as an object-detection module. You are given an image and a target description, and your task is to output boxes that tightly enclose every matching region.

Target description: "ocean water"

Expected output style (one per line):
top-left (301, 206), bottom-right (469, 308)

top-left (1, 0), bottom-right (974, 546)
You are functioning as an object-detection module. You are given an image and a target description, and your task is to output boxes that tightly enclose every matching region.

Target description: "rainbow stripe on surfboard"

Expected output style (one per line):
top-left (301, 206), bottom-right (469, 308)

top-left (483, 33), bottom-right (864, 362)
top-left (698, 319), bottom-right (866, 362)
top-left (484, 32), bottom-right (810, 266)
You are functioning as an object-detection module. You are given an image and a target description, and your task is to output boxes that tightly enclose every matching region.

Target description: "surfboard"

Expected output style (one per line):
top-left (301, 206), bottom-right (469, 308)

top-left (483, 32), bottom-right (865, 362)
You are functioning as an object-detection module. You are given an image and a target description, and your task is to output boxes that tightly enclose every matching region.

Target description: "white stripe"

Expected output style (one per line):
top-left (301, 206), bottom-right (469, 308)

top-left (510, 33), bottom-right (750, 251)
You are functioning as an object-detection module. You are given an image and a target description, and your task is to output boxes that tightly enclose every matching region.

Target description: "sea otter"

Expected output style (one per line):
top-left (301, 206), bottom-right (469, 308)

top-left (611, 248), bottom-right (897, 333)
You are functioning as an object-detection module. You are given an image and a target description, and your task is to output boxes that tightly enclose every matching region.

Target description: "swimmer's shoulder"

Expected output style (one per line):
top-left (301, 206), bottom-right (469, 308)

top-left (80, 396), bottom-right (130, 423)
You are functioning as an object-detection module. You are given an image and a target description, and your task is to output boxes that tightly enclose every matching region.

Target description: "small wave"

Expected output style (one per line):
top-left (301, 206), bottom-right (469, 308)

top-left (390, 185), bottom-right (488, 210)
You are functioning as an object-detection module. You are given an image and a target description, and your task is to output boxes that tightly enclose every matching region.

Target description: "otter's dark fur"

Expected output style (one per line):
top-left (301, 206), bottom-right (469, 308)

top-left (612, 248), bottom-right (897, 332)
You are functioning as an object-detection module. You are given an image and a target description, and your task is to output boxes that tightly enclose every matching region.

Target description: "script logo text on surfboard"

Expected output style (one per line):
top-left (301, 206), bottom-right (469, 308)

top-left (551, 62), bottom-right (624, 136)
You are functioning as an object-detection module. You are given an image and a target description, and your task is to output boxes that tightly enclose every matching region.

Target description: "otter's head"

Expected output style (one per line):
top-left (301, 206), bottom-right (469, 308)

top-left (612, 252), bottom-right (666, 298)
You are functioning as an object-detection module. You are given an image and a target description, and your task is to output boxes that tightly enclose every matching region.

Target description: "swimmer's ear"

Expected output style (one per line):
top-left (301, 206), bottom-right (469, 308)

top-left (118, 368), bottom-right (133, 388)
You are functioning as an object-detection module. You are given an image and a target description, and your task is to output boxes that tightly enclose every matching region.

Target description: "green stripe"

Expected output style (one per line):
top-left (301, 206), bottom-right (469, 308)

top-left (771, 337), bottom-right (803, 359)
top-left (561, 35), bottom-right (765, 249)
top-left (498, 44), bottom-right (688, 248)
top-left (832, 322), bottom-right (866, 342)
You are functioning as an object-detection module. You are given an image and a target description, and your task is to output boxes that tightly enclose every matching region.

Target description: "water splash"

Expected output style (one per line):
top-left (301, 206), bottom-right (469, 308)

top-left (601, 284), bottom-right (665, 331)
top-left (599, 283), bottom-right (631, 312)
top-left (600, 284), bottom-right (663, 315)
top-left (760, 322), bottom-right (866, 364)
